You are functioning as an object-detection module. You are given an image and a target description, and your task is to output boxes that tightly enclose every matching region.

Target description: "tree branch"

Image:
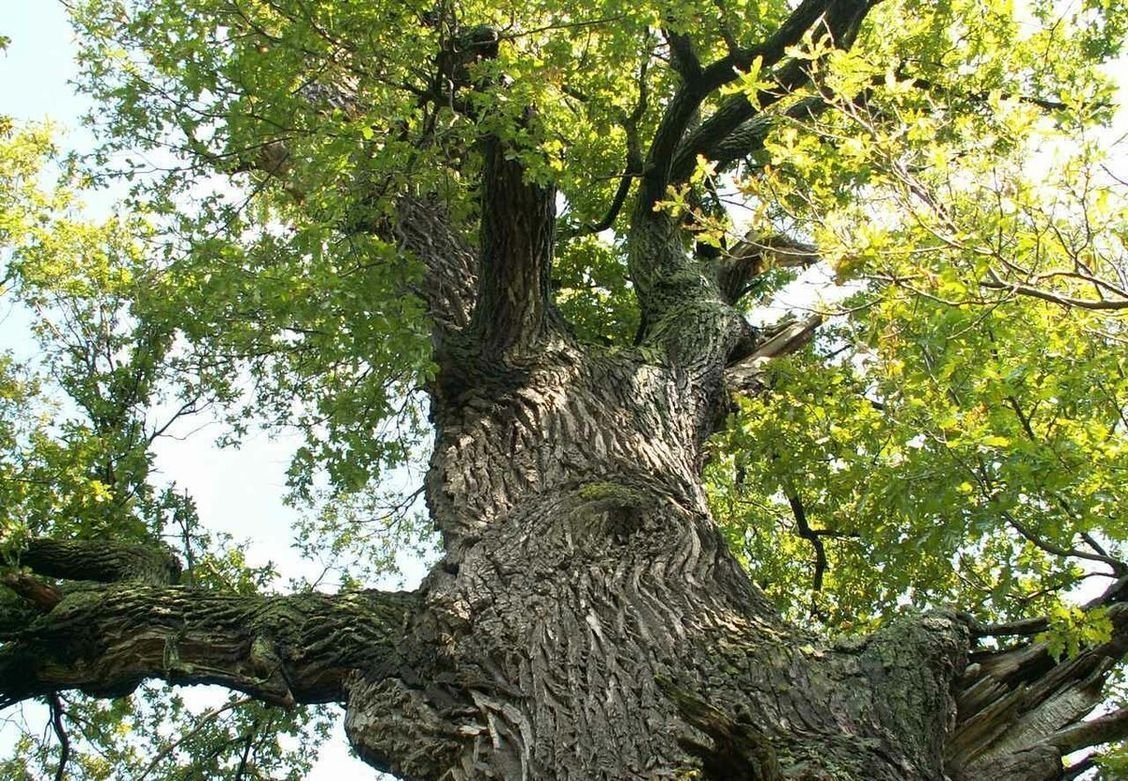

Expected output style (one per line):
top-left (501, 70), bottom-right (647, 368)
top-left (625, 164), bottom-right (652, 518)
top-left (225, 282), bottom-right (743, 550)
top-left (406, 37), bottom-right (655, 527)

top-left (1047, 706), bottom-right (1128, 754)
top-left (725, 314), bottom-right (824, 393)
top-left (981, 272), bottom-right (1128, 311)
top-left (395, 195), bottom-right (479, 330)
top-left (10, 538), bottom-right (182, 586)
top-left (571, 57), bottom-right (650, 238)
top-left (49, 693), bottom-right (70, 781)
top-left (1063, 755), bottom-right (1097, 781)
top-left (707, 95), bottom-right (830, 174)
top-left (0, 581), bottom-right (420, 710)
top-left (783, 486), bottom-right (828, 595)
top-left (469, 133), bottom-right (558, 355)
top-left (641, 0), bottom-right (876, 205)
top-left (1003, 511), bottom-right (1128, 577)
top-left (137, 697), bottom-right (253, 781)
top-left (669, 0), bottom-right (876, 185)
top-left (663, 29), bottom-right (703, 81)
top-left (0, 572), bottom-right (63, 612)
top-left (1, 537), bottom-right (420, 711)
top-left (950, 602), bottom-right (1128, 777)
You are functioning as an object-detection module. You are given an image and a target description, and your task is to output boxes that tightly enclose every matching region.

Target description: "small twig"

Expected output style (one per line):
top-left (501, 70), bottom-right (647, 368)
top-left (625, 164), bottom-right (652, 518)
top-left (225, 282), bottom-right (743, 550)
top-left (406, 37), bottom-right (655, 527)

top-left (1004, 511), bottom-right (1127, 577)
top-left (782, 483), bottom-right (828, 620)
top-left (233, 716), bottom-right (261, 780)
top-left (48, 694), bottom-right (70, 781)
top-left (137, 697), bottom-right (252, 781)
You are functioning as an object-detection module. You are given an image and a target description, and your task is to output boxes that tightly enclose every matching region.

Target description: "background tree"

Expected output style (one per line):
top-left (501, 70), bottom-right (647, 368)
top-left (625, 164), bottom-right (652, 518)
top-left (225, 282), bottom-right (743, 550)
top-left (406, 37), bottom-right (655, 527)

top-left (1, 1), bottom-right (1127, 778)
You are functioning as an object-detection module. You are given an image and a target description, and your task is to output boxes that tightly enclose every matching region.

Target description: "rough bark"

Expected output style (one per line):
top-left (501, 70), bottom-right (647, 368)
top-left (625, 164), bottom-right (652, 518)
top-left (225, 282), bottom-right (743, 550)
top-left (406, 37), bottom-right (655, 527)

top-left (0, 537), bottom-right (419, 710)
top-left (4, 3), bottom-right (1128, 780)
top-left (3, 239), bottom-right (1123, 781)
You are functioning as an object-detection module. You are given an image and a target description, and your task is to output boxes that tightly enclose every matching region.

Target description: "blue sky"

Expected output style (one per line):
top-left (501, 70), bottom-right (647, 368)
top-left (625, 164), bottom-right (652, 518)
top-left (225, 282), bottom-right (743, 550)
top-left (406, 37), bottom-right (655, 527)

top-left (4, 3), bottom-right (90, 129)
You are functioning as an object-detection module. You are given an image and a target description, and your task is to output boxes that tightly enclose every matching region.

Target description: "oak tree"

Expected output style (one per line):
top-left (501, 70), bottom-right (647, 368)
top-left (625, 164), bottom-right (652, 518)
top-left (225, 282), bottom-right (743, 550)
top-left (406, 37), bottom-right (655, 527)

top-left (2, 0), bottom-right (1128, 778)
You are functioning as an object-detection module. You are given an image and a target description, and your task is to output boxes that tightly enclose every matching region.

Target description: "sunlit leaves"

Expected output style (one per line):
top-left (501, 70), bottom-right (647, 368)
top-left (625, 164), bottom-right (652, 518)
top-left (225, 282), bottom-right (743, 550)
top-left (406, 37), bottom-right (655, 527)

top-left (553, 234), bottom-right (638, 345)
top-left (0, 123), bottom-right (170, 543)
top-left (711, 287), bottom-right (1128, 627)
top-left (1040, 604), bottom-right (1114, 662)
top-left (704, 0), bottom-right (1126, 641)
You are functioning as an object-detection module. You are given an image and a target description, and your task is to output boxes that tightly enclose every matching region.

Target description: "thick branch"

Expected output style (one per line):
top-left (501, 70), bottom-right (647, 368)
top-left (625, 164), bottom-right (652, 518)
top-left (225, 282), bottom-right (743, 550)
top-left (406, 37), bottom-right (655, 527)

top-left (707, 95), bottom-right (830, 174)
top-left (663, 29), bottom-right (703, 81)
top-left (469, 134), bottom-right (558, 355)
top-left (949, 602), bottom-right (1128, 779)
top-left (12, 538), bottom-right (182, 586)
top-left (396, 196), bottom-right (478, 330)
top-left (1046, 706), bottom-right (1128, 754)
top-left (0, 582), bottom-right (419, 709)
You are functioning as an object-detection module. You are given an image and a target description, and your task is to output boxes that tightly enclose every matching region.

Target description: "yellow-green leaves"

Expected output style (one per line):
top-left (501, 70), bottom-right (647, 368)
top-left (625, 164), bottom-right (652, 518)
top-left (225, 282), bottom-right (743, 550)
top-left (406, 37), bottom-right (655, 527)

top-left (1040, 604), bottom-right (1114, 661)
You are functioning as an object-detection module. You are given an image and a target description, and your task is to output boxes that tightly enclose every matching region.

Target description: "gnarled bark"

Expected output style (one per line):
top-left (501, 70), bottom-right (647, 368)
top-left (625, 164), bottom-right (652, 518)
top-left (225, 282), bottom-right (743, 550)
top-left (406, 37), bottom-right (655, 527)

top-left (4, 3), bottom-right (1127, 779)
top-left (0, 539), bottom-right (419, 710)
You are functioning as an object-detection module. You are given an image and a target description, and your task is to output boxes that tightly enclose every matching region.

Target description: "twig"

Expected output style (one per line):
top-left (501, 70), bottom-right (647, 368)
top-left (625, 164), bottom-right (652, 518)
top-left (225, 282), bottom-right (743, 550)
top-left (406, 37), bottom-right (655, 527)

top-left (1004, 511), bottom-right (1127, 577)
top-left (48, 694), bottom-right (70, 781)
top-left (137, 697), bottom-right (252, 780)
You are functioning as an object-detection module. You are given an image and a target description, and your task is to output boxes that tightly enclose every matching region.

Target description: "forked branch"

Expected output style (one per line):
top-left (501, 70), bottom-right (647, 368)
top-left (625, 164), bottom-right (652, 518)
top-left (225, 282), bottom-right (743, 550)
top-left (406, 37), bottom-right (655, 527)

top-left (641, 0), bottom-right (879, 206)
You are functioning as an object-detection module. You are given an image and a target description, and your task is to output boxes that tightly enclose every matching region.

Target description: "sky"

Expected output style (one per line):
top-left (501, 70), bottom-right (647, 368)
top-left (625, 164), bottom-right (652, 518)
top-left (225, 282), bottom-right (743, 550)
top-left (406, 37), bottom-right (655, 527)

top-left (0, 2), bottom-right (392, 777)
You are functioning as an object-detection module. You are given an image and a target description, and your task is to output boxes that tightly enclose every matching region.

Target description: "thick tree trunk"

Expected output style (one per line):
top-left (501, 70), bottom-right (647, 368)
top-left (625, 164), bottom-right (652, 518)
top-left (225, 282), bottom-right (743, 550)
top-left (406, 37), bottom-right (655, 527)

top-left (343, 334), bottom-right (971, 780)
top-left (4, 30), bottom-right (1126, 771)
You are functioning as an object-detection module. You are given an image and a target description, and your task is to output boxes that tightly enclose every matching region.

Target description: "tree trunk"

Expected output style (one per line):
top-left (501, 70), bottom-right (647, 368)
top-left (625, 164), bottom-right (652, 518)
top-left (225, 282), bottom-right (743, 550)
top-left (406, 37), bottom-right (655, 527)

top-left (342, 332), bottom-right (971, 780)
top-left (4, 79), bottom-right (1125, 781)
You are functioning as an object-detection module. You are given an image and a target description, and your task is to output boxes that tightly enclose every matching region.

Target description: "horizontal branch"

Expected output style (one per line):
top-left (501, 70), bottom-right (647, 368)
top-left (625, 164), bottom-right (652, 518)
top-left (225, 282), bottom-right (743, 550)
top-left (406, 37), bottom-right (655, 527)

top-left (10, 538), bottom-right (182, 586)
top-left (1047, 706), bottom-right (1128, 754)
top-left (981, 274), bottom-right (1128, 311)
top-left (0, 582), bottom-right (420, 709)
top-left (965, 615), bottom-right (1049, 639)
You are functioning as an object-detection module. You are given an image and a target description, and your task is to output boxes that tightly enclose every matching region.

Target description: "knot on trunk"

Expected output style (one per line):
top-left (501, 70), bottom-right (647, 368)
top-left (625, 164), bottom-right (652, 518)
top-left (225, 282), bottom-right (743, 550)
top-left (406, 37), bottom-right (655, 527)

top-left (577, 480), bottom-right (652, 542)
